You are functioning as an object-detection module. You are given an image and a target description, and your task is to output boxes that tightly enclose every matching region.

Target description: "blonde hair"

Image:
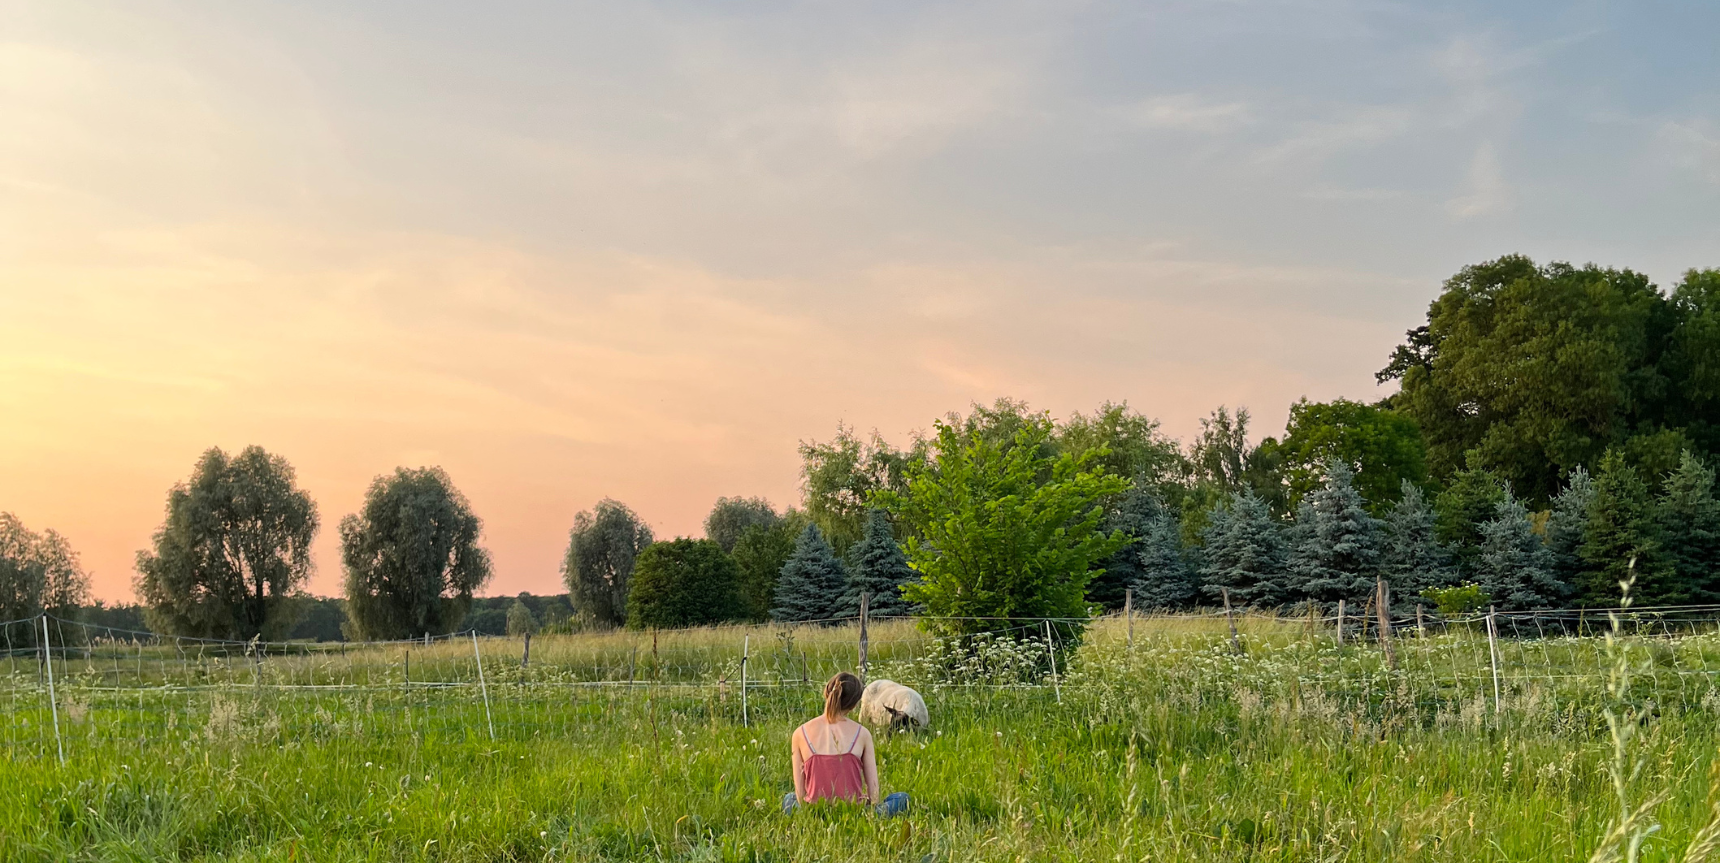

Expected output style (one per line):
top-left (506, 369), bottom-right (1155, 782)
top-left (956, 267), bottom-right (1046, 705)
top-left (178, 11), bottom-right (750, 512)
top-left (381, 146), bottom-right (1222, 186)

top-left (822, 672), bottom-right (863, 722)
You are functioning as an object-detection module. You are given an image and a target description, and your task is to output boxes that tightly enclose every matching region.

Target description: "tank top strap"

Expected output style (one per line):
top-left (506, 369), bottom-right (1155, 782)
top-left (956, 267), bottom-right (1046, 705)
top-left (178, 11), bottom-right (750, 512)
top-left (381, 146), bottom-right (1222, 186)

top-left (800, 726), bottom-right (817, 756)
top-left (845, 725), bottom-right (861, 754)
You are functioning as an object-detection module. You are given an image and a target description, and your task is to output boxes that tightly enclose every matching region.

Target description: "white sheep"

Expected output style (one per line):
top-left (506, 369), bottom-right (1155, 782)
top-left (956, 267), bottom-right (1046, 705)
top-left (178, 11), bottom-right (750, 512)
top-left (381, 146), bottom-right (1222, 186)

top-left (858, 679), bottom-right (929, 731)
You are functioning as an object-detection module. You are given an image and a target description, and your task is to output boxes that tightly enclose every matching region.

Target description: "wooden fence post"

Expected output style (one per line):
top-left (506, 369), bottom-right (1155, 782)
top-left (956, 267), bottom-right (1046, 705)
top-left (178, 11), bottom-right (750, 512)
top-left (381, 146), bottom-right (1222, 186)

top-left (1336, 599), bottom-right (1346, 646)
top-left (858, 591), bottom-right (870, 682)
top-left (1416, 604), bottom-right (1426, 639)
top-left (1375, 577), bottom-right (1396, 670)
top-left (521, 632), bottom-right (531, 669)
top-left (1221, 587), bottom-right (1242, 654)
top-left (1486, 606), bottom-right (1502, 713)
top-left (1125, 588), bottom-right (1134, 651)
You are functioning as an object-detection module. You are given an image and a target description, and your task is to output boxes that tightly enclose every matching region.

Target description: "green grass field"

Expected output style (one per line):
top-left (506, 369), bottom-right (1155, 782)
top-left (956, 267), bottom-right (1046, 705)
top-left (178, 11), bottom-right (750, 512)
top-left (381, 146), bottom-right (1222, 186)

top-left (5, 614), bottom-right (1720, 861)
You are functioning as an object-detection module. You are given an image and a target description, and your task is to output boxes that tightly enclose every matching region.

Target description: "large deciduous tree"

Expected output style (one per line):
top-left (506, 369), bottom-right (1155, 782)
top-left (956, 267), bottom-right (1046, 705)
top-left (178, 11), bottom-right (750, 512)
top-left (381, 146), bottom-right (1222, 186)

top-left (1056, 402), bottom-right (1187, 499)
top-left (136, 446), bottom-right (318, 641)
top-left (731, 516), bottom-right (802, 622)
top-left (703, 497), bottom-right (779, 553)
top-left (877, 413), bottom-right (1129, 635)
top-left (1265, 398), bottom-right (1426, 513)
top-left (626, 539), bottom-right (745, 629)
top-left (0, 514), bottom-right (90, 645)
top-left (341, 467), bottom-right (491, 640)
top-left (562, 499), bottom-right (653, 628)
top-left (799, 425), bottom-right (922, 553)
top-left (1379, 256), bottom-right (1690, 504)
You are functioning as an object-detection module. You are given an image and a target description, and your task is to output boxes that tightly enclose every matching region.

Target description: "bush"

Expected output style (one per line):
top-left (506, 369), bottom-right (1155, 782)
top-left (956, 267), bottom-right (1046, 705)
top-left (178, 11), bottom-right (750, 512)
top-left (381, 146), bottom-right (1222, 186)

top-left (626, 539), bottom-right (745, 629)
top-left (1420, 582), bottom-right (1490, 616)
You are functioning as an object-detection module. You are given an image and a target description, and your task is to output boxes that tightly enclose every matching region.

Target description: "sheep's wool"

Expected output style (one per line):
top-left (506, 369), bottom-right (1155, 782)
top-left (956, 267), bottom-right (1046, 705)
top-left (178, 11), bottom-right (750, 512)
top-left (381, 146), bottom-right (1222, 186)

top-left (857, 679), bottom-right (930, 730)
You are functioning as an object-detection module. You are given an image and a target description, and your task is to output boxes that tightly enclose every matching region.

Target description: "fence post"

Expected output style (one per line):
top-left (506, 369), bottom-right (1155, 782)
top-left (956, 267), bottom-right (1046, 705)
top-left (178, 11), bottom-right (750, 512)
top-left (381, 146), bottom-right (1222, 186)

top-left (1336, 600), bottom-right (1346, 646)
top-left (1416, 604), bottom-right (1426, 639)
top-left (1486, 606), bottom-right (1502, 713)
top-left (1125, 588), bottom-right (1134, 651)
top-left (741, 635), bottom-right (750, 727)
top-left (858, 592), bottom-right (870, 682)
top-left (1221, 588), bottom-right (1242, 654)
top-left (471, 631), bottom-right (495, 741)
top-left (1375, 577), bottom-right (1396, 670)
top-left (1044, 619), bottom-right (1062, 705)
top-left (42, 615), bottom-right (63, 765)
top-left (521, 633), bottom-right (531, 669)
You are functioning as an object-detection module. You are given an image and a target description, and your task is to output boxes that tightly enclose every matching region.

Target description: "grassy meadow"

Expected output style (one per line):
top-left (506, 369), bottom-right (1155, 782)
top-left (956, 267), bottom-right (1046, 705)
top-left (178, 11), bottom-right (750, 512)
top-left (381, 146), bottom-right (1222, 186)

top-left (5, 614), bottom-right (1720, 861)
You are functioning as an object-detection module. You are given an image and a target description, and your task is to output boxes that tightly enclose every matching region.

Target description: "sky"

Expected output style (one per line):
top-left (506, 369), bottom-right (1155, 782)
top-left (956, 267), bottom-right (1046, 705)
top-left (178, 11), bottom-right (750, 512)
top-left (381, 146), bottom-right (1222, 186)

top-left (2, 0), bottom-right (1717, 602)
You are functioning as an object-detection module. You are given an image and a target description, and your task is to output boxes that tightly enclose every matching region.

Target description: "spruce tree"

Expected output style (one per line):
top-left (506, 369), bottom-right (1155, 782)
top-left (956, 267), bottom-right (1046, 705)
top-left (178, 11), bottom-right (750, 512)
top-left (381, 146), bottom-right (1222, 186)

top-left (771, 523), bottom-right (847, 623)
top-left (1088, 488), bottom-right (1157, 609)
top-left (1381, 480), bottom-right (1455, 599)
top-left (1131, 500), bottom-right (1196, 609)
top-left (1544, 466), bottom-right (1594, 593)
top-left (1198, 491), bottom-right (1290, 607)
top-left (1657, 451), bottom-right (1720, 604)
top-left (1579, 451), bottom-right (1666, 606)
top-left (1475, 493), bottom-right (1563, 610)
top-left (1433, 467), bottom-right (1508, 577)
top-left (1287, 460), bottom-right (1383, 607)
top-left (839, 510), bottom-right (917, 619)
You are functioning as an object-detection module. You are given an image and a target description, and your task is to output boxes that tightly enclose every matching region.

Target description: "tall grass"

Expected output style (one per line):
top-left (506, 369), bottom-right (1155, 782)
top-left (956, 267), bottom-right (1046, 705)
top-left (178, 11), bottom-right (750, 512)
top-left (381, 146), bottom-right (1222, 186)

top-left (9, 614), bottom-right (1720, 860)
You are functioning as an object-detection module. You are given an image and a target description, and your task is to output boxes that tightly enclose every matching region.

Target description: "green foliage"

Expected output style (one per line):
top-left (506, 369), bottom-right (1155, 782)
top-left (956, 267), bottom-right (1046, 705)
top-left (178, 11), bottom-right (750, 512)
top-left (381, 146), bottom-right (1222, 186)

top-left (1267, 398), bottom-right (1426, 513)
top-left (799, 425), bottom-right (922, 553)
top-left (839, 510), bottom-right (916, 619)
top-left (730, 515), bottom-right (802, 622)
top-left (1655, 451), bottom-right (1720, 604)
top-left (1578, 452), bottom-right (1666, 606)
top-left (561, 499), bottom-right (653, 628)
top-left (340, 467), bottom-right (491, 640)
top-left (1474, 493), bottom-right (1564, 610)
top-left (506, 596), bottom-right (539, 637)
top-left (878, 412), bottom-right (1130, 635)
top-left (1182, 406), bottom-right (1287, 541)
top-left (1381, 255), bottom-right (1691, 504)
top-left (1419, 582), bottom-right (1490, 615)
top-left (1660, 269), bottom-right (1720, 454)
top-left (136, 446), bottom-right (318, 641)
top-left (702, 496), bottom-right (779, 553)
top-left (1433, 466), bottom-right (1508, 574)
top-left (770, 524), bottom-right (847, 623)
top-left (1381, 481), bottom-right (1455, 597)
top-left (1198, 491), bottom-right (1290, 607)
top-left (1088, 488), bottom-right (1161, 610)
top-left (625, 538), bottom-right (744, 629)
top-left (1287, 460), bottom-right (1384, 606)
top-left (1056, 401), bottom-right (1187, 498)
top-left (0, 514), bottom-right (89, 646)
top-left (1127, 496), bottom-right (1197, 610)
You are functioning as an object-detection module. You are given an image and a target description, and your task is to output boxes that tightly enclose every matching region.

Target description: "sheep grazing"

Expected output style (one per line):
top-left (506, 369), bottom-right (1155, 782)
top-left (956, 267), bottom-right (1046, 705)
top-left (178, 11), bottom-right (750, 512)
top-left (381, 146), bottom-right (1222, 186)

top-left (858, 679), bottom-right (929, 731)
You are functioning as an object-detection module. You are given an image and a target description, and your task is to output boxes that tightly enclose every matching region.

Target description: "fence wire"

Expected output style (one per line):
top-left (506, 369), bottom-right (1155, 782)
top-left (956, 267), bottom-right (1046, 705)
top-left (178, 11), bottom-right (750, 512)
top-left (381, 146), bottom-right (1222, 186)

top-left (7, 604), bottom-right (1720, 762)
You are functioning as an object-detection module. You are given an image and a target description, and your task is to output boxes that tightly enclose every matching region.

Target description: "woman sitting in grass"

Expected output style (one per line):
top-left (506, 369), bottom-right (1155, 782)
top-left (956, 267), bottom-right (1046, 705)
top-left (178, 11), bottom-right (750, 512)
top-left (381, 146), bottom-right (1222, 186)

top-left (783, 672), bottom-right (909, 816)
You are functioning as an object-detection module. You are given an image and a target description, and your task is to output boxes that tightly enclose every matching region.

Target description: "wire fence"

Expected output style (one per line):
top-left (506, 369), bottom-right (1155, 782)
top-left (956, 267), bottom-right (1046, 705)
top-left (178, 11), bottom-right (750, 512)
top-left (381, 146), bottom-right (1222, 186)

top-left (8, 601), bottom-right (1720, 762)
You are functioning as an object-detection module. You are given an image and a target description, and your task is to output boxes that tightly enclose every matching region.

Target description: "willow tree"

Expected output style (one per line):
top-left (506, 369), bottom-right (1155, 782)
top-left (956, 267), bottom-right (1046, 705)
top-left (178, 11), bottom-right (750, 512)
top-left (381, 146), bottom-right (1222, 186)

top-left (341, 467), bottom-right (490, 640)
top-left (136, 446), bottom-right (318, 641)
top-left (562, 499), bottom-right (653, 628)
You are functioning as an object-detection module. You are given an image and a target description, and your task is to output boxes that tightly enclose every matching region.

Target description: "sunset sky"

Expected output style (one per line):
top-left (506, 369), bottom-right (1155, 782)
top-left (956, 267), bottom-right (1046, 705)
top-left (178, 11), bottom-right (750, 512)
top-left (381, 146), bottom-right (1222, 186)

top-left (3, 1), bottom-right (1717, 601)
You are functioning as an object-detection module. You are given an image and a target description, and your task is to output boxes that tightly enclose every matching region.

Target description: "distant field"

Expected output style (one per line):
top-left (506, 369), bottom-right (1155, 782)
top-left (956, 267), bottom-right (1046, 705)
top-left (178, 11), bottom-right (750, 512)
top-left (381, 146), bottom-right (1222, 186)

top-left (4, 612), bottom-right (1720, 861)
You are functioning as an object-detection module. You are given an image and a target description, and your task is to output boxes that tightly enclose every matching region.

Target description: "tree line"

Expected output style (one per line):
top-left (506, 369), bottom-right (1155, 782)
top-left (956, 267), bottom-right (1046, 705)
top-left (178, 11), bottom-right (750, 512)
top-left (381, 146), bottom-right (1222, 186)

top-left (3, 255), bottom-right (1717, 639)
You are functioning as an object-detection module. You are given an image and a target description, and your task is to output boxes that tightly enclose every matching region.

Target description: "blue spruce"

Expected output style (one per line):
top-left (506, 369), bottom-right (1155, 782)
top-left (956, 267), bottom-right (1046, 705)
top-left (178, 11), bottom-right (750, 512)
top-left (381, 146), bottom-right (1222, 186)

top-left (839, 510), bottom-right (917, 618)
top-left (1288, 460), bottom-right (1383, 607)
top-left (1656, 452), bottom-right (1720, 605)
top-left (1130, 497), bottom-right (1196, 609)
top-left (1199, 491), bottom-right (1290, 607)
top-left (771, 523), bottom-right (847, 623)
top-left (1381, 480), bottom-right (1455, 598)
top-left (1475, 492), bottom-right (1563, 610)
top-left (1088, 488), bottom-right (1158, 609)
top-left (1543, 466), bottom-right (1593, 594)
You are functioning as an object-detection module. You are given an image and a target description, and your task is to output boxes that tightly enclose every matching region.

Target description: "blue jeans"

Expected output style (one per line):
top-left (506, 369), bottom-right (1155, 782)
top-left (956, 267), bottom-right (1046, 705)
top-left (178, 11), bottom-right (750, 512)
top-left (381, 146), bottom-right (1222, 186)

top-left (782, 791), bottom-right (909, 817)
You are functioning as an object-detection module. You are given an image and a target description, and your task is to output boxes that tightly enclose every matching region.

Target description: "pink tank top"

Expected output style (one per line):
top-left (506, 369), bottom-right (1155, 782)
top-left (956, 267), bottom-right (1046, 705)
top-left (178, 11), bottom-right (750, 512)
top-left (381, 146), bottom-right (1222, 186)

top-left (799, 724), bottom-right (865, 803)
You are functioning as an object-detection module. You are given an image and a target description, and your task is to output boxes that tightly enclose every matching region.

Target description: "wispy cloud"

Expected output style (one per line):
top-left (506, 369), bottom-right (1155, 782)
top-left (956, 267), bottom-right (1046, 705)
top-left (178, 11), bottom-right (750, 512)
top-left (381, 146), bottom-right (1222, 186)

top-left (1660, 120), bottom-right (1720, 185)
top-left (1254, 107), bottom-right (1414, 164)
top-left (1444, 141), bottom-right (1509, 218)
top-left (1120, 94), bottom-right (1251, 133)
